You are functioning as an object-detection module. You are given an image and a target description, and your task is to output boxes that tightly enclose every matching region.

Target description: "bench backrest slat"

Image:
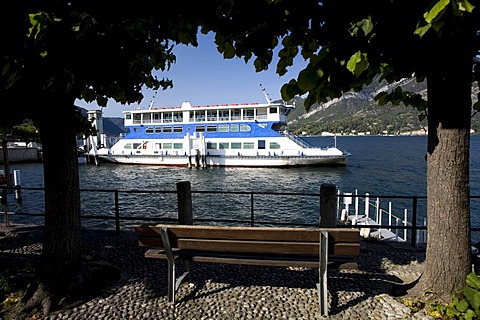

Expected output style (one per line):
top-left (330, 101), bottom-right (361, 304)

top-left (134, 224), bottom-right (360, 257)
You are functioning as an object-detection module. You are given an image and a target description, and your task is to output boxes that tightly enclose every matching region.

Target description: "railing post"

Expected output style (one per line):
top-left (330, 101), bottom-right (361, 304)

top-left (2, 186), bottom-right (8, 226)
top-left (114, 189), bottom-right (120, 232)
top-left (250, 192), bottom-right (254, 227)
top-left (364, 193), bottom-right (369, 220)
top-left (177, 181), bottom-right (193, 225)
top-left (320, 183), bottom-right (337, 227)
top-left (411, 196), bottom-right (418, 247)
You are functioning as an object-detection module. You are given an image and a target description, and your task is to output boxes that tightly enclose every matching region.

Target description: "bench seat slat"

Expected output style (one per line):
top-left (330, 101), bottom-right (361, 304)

top-left (135, 225), bottom-right (359, 243)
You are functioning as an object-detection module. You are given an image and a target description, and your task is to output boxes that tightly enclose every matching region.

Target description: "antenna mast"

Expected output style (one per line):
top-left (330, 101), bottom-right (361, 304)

top-left (260, 84), bottom-right (271, 104)
top-left (149, 91), bottom-right (157, 109)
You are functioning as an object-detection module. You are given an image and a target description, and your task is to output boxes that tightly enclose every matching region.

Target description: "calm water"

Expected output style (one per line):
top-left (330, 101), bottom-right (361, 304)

top-left (5, 135), bottom-right (480, 234)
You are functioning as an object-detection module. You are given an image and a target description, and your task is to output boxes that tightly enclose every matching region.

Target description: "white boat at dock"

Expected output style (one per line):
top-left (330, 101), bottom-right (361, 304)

top-left (90, 94), bottom-right (350, 167)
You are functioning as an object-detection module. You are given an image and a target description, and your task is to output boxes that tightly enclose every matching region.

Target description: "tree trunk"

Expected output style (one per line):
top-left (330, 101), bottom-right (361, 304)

top-left (411, 34), bottom-right (473, 302)
top-left (32, 97), bottom-right (82, 312)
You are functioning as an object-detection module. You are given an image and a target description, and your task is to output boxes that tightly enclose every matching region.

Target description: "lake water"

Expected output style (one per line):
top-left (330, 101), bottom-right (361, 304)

top-left (4, 135), bottom-right (480, 238)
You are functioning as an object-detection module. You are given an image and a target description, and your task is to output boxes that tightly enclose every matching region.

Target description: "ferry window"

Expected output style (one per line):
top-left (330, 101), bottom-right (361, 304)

top-left (155, 127), bottom-right (162, 133)
top-left (125, 114), bottom-right (132, 120)
top-left (219, 110), bottom-right (229, 121)
top-left (164, 113), bottom-right (173, 123)
top-left (189, 111), bottom-right (195, 121)
top-left (231, 109), bottom-right (241, 120)
top-left (195, 125), bottom-right (205, 132)
top-left (143, 113), bottom-right (152, 123)
top-left (154, 143), bottom-right (161, 149)
top-left (133, 143), bottom-right (142, 149)
top-left (146, 127), bottom-right (154, 134)
top-left (231, 142), bottom-right (241, 149)
top-left (219, 142), bottom-right (229, 149)
top-left (230, 124), bottom-right (239, 132)
top-left (243, 142), bottom-right (254, 149)
top-left (195, 111), bottom-right (206, 122)
top-left (269, 107), bottom-right (277, 114)
top-left (163, 143), bottom-right (172, 149)
top-left (207, 110), bottom-right (217, 121)
top-left (240, 124), bottom-right (251, 132)
top-left (257, 108), bottom-right (268, 119)
top-left (243, 109), bottom-right (254, 120)
top-left (173, 112), bottom-right (183, 122)
top-left (207, 142), bottom-right (217, 149)
top-left (153, 113), bottom-right (161, 123)
top-left (270, 142), bottom-right (281, 149)
top-left (173, 126), bottom-right (183, 133)
top-left (163, 126), bottom-right (172, 133)
top-left (218, 124), bottom-right (229, 132)
top-left (124, 143), bottom-right (132, 149)
top-left (207, 125), bottom-right (217, 132)
top-left (174, 143), bottom-right (183, 149)
top-left (133, 114), bottom-right (141, 124)
top-left (258, 140), bottom-right (266, 149)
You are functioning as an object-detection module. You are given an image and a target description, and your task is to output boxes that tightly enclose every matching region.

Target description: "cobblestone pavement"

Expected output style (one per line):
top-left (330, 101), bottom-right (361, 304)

top-left (0, 225), bottom-right (429, 319)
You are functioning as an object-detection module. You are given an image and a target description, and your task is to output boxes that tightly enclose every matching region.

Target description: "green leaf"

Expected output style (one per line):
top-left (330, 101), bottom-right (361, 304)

top-left (281, 83), bottom-right (298, 101)
top-left (223, 42), bottom-right (235, 59)
top-left (457, 0), bottom-right (475, 12)
top-left (297, 67), bottom-right (318, 92)
top-left (466, 272), bottom-right (480, 290)
top-left (455, 298), bottom-right (470, 313)
top-left (358, 17), bottom-right (374, 36)
top-left (414, 23), bottom-right (431, 37)
top-left (424, 0), bottom-right (450, 23)
top-left (346, 51), bottom-right (368, 76)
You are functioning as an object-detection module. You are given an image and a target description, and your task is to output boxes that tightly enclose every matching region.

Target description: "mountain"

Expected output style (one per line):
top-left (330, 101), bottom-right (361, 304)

top-left (286, 78), bottom-right (480, 136)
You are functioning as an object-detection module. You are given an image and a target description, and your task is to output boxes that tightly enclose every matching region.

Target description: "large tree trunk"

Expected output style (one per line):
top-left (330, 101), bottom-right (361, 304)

top-left (411, 35), bottom-right (473, 302)
top-left (21, 97), bottom-right (82, 315)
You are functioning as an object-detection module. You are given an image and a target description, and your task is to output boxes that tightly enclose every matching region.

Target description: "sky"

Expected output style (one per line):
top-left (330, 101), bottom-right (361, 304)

top-left (75, 32), bottom-right (308, 117)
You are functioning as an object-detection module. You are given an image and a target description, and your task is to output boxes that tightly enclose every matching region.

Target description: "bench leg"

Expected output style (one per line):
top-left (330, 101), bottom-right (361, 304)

top-left (167, 258), bottom-right (176, 303)
top-left (319, 231), bottom-right (328, 316)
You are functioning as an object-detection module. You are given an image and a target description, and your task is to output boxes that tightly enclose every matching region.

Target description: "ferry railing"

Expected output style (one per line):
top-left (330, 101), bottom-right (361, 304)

top-left (3, 183), bottom-right (480, 248)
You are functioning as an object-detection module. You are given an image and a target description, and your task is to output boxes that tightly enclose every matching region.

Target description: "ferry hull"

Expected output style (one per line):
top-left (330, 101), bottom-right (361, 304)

top-left (97, 154), bottom-right (349, 167)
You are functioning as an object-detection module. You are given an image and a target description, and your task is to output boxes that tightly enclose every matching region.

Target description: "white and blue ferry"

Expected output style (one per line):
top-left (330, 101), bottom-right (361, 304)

top-left (94, 97), bottom-right (350, 167)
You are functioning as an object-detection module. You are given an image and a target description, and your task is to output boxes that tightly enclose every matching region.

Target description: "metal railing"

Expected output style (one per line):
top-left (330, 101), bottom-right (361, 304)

top-left (2, 183), bottom-right (479, 248)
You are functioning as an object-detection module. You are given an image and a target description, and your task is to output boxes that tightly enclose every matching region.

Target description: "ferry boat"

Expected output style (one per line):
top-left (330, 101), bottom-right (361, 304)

top-left (93, 96), bottom-right (350, 167)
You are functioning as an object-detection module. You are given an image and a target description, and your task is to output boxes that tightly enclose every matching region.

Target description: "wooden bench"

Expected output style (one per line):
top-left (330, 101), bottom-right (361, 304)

top-left (134, 224), bottom-right (360, 316)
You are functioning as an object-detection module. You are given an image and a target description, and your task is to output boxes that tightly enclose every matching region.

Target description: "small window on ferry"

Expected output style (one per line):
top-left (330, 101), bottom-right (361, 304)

top-left (270, 142), bottom-right (281, 149)
top-left (154, 143), bottom-right (161, 149)
top-left (269, 107), bottom-right (277, 113)
top-left (207, 142), bottom-right (217, 149)
top-left (124, 143), bottom-right (132, 149)
top-left (173, 126), bottom-right (183, 133)
top-left (230, 124), bottom-right (239, 132)
top-left (133, 143), bottom-right (142, 149)
top-left (163, 143), bottom-right (172, 149)
top-left (219, 142), bottom-right (229, 149)
top-left (231, 109), bottom-right (241, 120)
top-left (125, 114), bottom-right (132, 120)
top-left (195, 125), bottom-right (205, 132)
top-left (240, 124), bottom-right (251, 132)
top-left (207, 125), bottom-right (217, 132)
top-left (258, 140), bottom-right (266, 149)
top-left (219, 110), bottom-right (229, 121)
top-left (152, 113), bottom-right (161, 123)
top-left (207, 110), bottom-right (217, 121)
top-left (257, 108), bottom-right (268, 119)
top-left (146, 127), bottom-right (154, 134)
top-left (143, 113), bottom-right (152, 123)
top-left (155, 127), bottom-right (162, 133)
top-left (243, 142), bottom-right (254, 149)
top-left (173, 143), bottom-right (183, 149)
top-left (163, 126), bottom-right (172, 133)
top-left (133, 114), bottom-right (141, 123)
top-left (173, 112), bottom-right (183, 122)
top-left (163, 113), bottom-right (173, 123)
top-left (218, 124), bottom-right (229, 132)
top-left (231, 142), bottom-right (241, 149)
